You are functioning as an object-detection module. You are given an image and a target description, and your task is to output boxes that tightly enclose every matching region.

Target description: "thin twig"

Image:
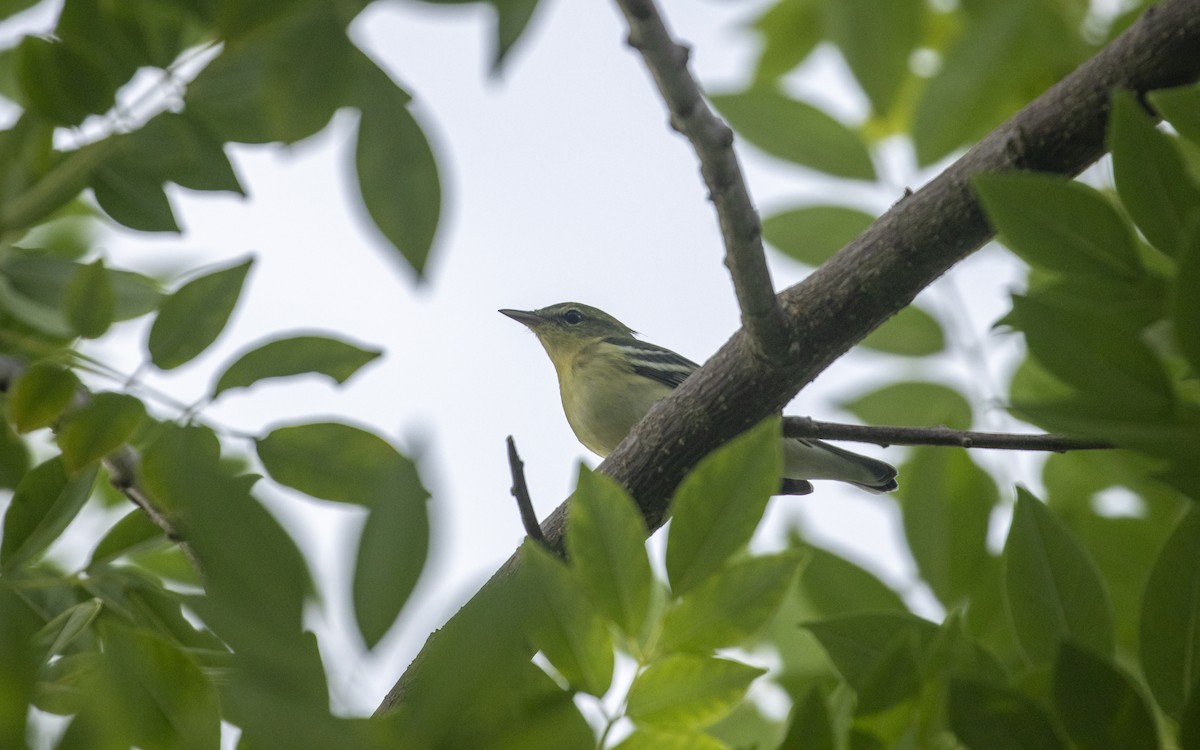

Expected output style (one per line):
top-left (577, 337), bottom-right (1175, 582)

top-left (506, 436), bottom-right (544, 544)
top-left (615, 0), bottom-right (787, 359)
top-left (784, 417), bottom-right (1115, 452)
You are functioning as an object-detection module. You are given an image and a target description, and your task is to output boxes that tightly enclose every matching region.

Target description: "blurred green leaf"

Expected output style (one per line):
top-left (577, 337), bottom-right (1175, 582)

top-left (256, 421), bottom-right (423, 507)
top-left (354, 68), bottom-right (441, 277)
top-left (779, 686), bottom-right (836, 750)
top-left (33, 651), bottom-right (102, 717)
top-left (0, 423), bottom-right (31, 489)
top-left (794, 540), bottom-right (907, 616)
top-left (0, 252), bottom-right (162, 323)
top-left (666, 419), bottom-right (781, 595)
top-left (804, 612), bottom-right (937, 714)
top-left (185, 4), bottom-right (355, 144)
top-left (1110, 90), bottom-right (1200, 256)
top-left (565, 467), bottom-right (653, 637)
top-left (762, 205), bottom-right (875, 266)
top-left (521, 541), bottom-right (613, 696)
top-left (1003, 488), bottom-right (1114, 663)
top-left (14, 36), bottom-right (116, 126)
top-left (1139, 505), bottom-right (1200, 721)
top-left (353, 487), bottom-right (429, 649)
top-left (710, 88), bottom-right (875, 179)
top-left (58, 393), bottom-right (145, 473)
top-left (660, 552), bottom-right (803, 654)
top-left (129, 112), bottom-right (244, 195)
top-left (859, 305), bottom-right (945, 356)
top-left (948, 677), bottom-right (1065, 750)
top-left (750, 0), bottom-right (822, 83)
top-left (0, 581), bottom-right (44, 748)
top-left (1053, 642), bottom-right (1158, 750)
top-left (1010, 292), bottom-right (1173, 420)
top-left (1, 457), bottom-right (97, 571)
top-left (1150, 82), bottom-right (1200, 146)
top-left (627, 654), bottom-right (765, 729)
top-left (899, 447), bottom-right (998, 605)
top-left (824, 0), bottom-right (923, 116)
top-left (90, 162), bottom-right (180, 233)
top-left (490, 0), bottom-right (540, 70)
top-left (88, 509), bottom-right (164, 567)
top-left (64, 259), bottom-right (114, 338)
top-left (613, 727), bottom-right (728, 750)
top-left (1173, 223), bottom-right (1200, 376)
top-left (213, 335), bottom-right (382, 397)
top-left (148, 258), bottom-right (252, 370)
top-left (974, 172), bottom-right (1143, 280)
top-left (840, 381), bottom-right (972, 429)
top-left (6, 361), bottom-right (79, 433)
top-left (35, 599), bottom-right (101, 657)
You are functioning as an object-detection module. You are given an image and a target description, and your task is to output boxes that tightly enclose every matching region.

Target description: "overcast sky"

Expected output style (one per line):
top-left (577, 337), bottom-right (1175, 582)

top-left (14, 0), bottom-right (1033, 715)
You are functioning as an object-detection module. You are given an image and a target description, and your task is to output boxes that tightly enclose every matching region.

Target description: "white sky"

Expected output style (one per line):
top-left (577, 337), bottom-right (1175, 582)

top-left (11, 0), bottom-right (1036, 717)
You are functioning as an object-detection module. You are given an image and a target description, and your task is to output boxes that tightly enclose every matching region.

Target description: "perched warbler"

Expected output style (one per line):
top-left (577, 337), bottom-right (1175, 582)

top-left (500, 302), bottom-right (898, 493)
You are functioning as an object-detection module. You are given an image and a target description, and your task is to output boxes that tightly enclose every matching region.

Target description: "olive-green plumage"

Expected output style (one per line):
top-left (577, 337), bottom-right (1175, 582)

top-left (501, 302), bottom-right (897, 493)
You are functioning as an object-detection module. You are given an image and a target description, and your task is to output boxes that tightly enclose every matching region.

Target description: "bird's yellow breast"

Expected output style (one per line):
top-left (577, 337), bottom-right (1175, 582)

top-left (556, 342), bottom-right (672, 457)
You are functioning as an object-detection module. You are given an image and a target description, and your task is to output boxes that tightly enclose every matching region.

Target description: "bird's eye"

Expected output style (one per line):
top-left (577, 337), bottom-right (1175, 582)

top-left (563, 309), bottom-right (584, 325)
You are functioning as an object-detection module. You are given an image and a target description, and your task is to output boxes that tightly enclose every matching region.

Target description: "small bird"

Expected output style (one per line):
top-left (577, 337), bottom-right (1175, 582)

top-left (500, 302), bottom-right (897, 493)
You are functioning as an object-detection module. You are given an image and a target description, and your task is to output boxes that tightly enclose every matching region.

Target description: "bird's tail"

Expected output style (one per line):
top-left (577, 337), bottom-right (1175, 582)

top-left (783, 438), bottom-right (898, 493)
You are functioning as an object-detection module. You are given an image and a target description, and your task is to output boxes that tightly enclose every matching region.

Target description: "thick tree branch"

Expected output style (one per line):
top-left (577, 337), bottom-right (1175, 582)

top-left (784, 417), bottom-right (1115, 452)
top-left (616, 0), bottom-right (787, 358)
top-left (379, 0), bottom-right (1200, 712)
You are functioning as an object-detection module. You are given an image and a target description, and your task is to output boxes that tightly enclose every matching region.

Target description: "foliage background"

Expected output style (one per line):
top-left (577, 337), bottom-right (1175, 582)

top-left (1, 0), bottom-right (1198, 747)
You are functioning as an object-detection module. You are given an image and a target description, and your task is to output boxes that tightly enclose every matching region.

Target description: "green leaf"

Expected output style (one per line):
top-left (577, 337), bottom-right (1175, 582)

top-left (779, 687), bottom-right (836, 750)
top-left (6, 361), bottom-right (79, 433)
top-left (824, 0), bottom-right (923, 116)
top-left (489, 0), bottom-right (540, 70)
top-left (256, 422), bottom-right (424, 507)
top-left (15, 36), bottom-right (116, 126)
top-left (1139, 505), bottom-right (1200, 720)
top-left (565, 467), bottom-right (653, 637)
top-left (0, 252), bottom-right (162, 323)
top-left (660, 552), bottom-right (803, 654)
top-left (710, 88), bottom-right (875, 179)
top-left (521, 541), bottom-right (614, 696)
top-left (147, 258), bottom-right (252, 370)
top-left (804, 611), bottom-right (938, 714)
top-left (353, 485), bottom-right (429, 649)
top-left (1110, 89), bottom-right (1200, 256)
top-left (840, 381), bottom-right (972, 430)
top-left (613, 728), bottom-right (728, 750)
top-left (0, 581), bottom-right (44, 747)
top-left (213, 335), bottom-right (382, 397)
top-left (948, 677), bottom-right (1065, 750)
top-left (354, 74), bottom-right (441, 277)
top-left (88, 509), bottom-right (163, 567)
top-left (0, 423), bottom-right (31, 489)
top-left (750, 0), bottom-right (821, 83)
top-left (794, 540), bottom-right (907, 616)
top-left (36, 599), bottom-right (101, 657)
top-left (90, 162), bottom-right (180, 233)
top-left (899, 447), bottom-right (998, 605)
top-left (1150, 83), bottom-right (1200, 146)
top-left (1173, 223), bottom-right (1200, 377)
top-left (859, 305), bottom-right (946, 356)
top-left (762, 205), bottom-right (875, 266)
top-left (1010, 292), bottom-right (1174, 420)
top-left (65, 258), bottom-right (115, 338)
top-left (1, 457), bottom-right (97, 570)
top-left (666, 419), bottom-right (782, 595)
top-left (626, 654), bottom-right (765, 729)
top-left (129, 112), bottom-right (244, 194)
top-left (57, 393), bottom-right (145, 473)
top-left (1053, 642), bottom-right (1158, 750)
top-left (974, 172), bottom-right (1143, 280)
top-left (185, 4), bottom-right (355, 144)
top-left (1002, 488), bottom-right (1114, 663)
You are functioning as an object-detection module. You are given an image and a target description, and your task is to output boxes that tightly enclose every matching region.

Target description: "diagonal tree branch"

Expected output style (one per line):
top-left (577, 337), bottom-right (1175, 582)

top-left (784, 417), bottom-right (1115, 452)
top-left (380, 0), bottom-right (1200, 712)
top-left (616, 0), bottom-right (787, 358)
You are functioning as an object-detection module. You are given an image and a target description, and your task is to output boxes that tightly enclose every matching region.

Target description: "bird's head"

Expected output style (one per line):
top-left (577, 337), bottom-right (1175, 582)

top-left (500, 302), bottom-right (634, 369)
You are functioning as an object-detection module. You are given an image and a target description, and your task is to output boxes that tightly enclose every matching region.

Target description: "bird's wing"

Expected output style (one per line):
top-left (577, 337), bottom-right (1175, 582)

top-left (605, 336), bottom-right (700, 389)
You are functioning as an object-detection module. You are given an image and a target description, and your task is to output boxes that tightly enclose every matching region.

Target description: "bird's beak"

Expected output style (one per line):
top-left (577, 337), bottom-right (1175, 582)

top-left (499, 308), bottom-right (545, 329)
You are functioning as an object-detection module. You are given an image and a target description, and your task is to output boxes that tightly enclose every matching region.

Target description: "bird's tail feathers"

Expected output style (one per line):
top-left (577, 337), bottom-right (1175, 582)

top-left (784, 438), bottom-right (898, 493)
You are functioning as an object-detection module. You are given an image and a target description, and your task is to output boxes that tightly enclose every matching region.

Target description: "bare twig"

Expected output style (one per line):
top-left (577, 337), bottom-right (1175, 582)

top-left (784, 417), bottom-right (1115, 452)
top-left (615, 0), bottom-right (787, 359)
top-left (505, 436), bottom-right (544, 544)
